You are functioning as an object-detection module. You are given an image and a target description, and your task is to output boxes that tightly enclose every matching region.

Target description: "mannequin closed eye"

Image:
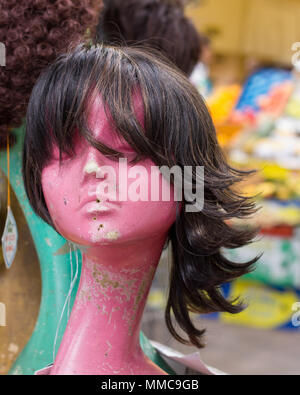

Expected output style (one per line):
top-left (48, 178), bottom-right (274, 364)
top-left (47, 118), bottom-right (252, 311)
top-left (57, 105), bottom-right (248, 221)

top-left (100, 130), bottom-right (137, 155)
top-left (91, 131), bottom-right (140, 161)
top-left (114, 142), bottom-right (137, 158)
top-left (51, 146), bottom-right (74, 162)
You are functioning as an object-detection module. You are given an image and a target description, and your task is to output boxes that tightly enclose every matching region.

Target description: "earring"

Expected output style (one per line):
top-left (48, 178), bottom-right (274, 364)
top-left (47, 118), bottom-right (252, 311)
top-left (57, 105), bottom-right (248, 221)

top-left (1, 133), bottom-right (18, 269)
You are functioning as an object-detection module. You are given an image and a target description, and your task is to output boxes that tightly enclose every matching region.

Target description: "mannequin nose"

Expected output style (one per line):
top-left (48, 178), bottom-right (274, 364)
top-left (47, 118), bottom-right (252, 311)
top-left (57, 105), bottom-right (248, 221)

top-left (83, 152), bottom-right (106, 179)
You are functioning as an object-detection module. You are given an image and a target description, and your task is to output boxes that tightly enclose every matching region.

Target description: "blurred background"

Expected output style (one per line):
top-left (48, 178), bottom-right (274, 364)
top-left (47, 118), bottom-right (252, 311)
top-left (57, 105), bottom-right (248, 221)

top-left (1, 0), bottom-right (300, 375)
top-left (143, 0), bottom-right (300, 375)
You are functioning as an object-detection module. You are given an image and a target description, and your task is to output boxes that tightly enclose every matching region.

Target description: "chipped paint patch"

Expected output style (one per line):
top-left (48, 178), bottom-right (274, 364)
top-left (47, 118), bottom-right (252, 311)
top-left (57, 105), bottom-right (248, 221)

top-left (87, 204), bottom-right (110, 213)
top-left (90, 262), bottom-right (137, 302)
top-left (8, 343), bottom-right (19, 354)
top-left (129, 265), bottom-right (155, 335)
top-left (84, 160), bottom-right (99, 174)
top-left (89, 228), bottom-right (104, 243)
top-left (78, 283), bottom-right (92, 305)
top-left (104, 230), bottom-right (120, 240)
top-left (45, 238), bottom-right (52, 247)
top-left (86, 261), bottom-right (156, 334)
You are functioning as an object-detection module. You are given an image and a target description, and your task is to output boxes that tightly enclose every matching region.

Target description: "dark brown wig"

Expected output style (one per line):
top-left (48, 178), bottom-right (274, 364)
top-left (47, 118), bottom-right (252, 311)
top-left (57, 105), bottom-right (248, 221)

top-left (95, 0), bottom-right (201, 76)
top-left (23, 44), bottom-right (258, 348)
top-left (0, 0), bottom-right (102, 148)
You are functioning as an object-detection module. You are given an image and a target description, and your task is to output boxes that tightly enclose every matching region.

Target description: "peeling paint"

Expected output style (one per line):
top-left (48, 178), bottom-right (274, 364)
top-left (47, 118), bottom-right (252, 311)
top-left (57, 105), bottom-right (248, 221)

top-left (129, 265), bottom-right (155, 335)
top-left (8, 343), bottom-right (19, 354)
top-left (80, 262), bottom-right (157, 338)
top-left (105, 340), bottom-right (112, 357)
top-left (83, 159), bottom-right (106, 179)
top-left (104, 230), bottom-right (120, 240)
top-left (87, 204), bottom-right (110, 213)
top-left (45, 238), bottom-right (52, 247)
top-left (84, 160), bottom-right (99, 174)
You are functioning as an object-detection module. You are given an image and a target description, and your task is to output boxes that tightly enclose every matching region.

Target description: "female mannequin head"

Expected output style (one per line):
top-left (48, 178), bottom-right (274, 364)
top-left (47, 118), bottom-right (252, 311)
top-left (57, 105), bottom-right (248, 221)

top-left (23, 44), bottom-right (257, 349)
top-left (40, 93), bottom-right (178, 249)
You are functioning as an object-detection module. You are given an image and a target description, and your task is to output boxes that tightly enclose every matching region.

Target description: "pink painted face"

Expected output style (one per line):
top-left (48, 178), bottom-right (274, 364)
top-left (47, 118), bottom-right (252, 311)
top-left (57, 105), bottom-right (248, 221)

top-left (41, 96), bottom-right (177, 246)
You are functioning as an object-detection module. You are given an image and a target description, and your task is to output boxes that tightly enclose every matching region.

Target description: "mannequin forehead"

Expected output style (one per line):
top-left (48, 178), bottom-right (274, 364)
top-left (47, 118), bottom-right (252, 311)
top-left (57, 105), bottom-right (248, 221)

top-left (87, 93), bottom-right (144, 141)
top-left (87, 96), bottom-right (117, 141)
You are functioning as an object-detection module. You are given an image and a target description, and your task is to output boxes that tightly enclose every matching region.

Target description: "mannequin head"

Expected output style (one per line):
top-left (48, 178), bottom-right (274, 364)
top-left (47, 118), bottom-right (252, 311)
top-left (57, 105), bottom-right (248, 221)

top-left (41, 94), bottom-right (178, 247)
top-left (23, 44), bottom-right (257, 348)
top-left (95, 0), bottom-right (201, 75)
top-left (0, 0), bottom-right (101, 148)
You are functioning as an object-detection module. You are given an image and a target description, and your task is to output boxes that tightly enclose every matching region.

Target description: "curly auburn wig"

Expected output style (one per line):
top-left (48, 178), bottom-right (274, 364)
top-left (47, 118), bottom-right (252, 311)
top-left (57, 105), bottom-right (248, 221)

top-left (23, 44), bottom-right (258, 348)
top-left (0, 0), bottom-right (102, 148)
top-left (95, 0), bottom-right (201, 76)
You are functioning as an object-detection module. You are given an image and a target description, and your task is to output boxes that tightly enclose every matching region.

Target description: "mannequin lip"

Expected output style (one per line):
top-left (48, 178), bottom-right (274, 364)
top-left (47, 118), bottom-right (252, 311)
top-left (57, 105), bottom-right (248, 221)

top-left (80, 196), bottom-right (120, 210)
top-left (85, 201), bottom-right (115, 213)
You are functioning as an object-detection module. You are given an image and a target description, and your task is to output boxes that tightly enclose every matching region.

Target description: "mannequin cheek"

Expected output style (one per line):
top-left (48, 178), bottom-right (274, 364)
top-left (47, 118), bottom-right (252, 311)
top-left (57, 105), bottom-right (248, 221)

top-left (126, 199), bottom-right (177, 237)
top-left (41, 165), bottom-right (70, 220)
